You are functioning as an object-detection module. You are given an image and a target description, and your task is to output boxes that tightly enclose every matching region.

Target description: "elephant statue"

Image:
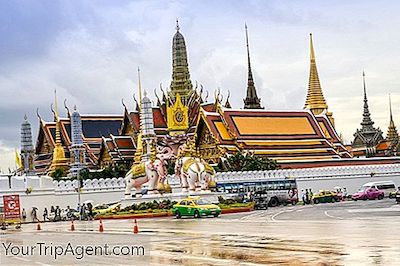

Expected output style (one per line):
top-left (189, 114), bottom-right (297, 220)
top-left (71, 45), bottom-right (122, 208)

top-left (175, 157), bottom-right (216, 192)
top-left (124, 156), bottom-right (170, 198)
top-left (124, 160), bottom-right (159, 198)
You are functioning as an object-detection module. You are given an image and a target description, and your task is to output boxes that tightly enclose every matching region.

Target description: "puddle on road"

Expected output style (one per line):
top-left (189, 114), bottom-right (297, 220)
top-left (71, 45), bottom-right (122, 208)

top-left (150, 234), bottom-right (345, 265)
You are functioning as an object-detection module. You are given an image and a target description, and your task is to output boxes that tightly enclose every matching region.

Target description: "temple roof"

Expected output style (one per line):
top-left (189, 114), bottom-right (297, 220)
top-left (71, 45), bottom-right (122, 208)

top-left (197, 106), bottom-right (351, 162)
top-left (34, 115), bottom-right (123, 173)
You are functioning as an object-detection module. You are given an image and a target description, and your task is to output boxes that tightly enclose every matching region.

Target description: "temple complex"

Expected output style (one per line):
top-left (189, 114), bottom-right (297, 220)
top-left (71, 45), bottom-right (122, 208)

top-left (32, 23), bottom-right (400, 176)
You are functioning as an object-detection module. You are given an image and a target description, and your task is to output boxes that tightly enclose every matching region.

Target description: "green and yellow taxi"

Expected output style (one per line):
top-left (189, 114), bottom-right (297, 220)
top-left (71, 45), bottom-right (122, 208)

top-left (312, 190), bottom-right (340, 204)
top-left (172, 197), bottom-right (221, 218)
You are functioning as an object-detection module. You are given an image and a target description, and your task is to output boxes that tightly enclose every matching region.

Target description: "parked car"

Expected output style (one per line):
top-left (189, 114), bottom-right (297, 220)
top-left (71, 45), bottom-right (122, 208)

top-left (361, 181), bottom-right (396, 197)
top-left (389, 187), bottom-right (400, 199)
top-left (251, 191), bottom-right (269, 210)
top-left (394, 190), bottom-right (400, 204)
top-left (312, 190), bottom-right (340, 204)
top-left (352, 187), bottom-right (384, 201)
top-left (173, 197), bottom-right (221, 218)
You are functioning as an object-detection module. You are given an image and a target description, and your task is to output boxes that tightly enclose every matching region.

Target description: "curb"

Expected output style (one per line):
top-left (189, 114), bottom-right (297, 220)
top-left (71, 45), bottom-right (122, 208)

top-left (96, 207), bottom-right (253, 220)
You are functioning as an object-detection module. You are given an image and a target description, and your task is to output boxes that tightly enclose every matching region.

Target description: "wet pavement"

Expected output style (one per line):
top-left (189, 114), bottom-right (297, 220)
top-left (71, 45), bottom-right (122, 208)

top-left (1, 198), bottom-right (399, 265)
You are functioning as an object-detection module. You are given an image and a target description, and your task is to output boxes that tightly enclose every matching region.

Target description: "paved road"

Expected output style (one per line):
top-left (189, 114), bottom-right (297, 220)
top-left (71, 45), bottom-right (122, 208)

top-left (1, 199), bottom-right (399, 265)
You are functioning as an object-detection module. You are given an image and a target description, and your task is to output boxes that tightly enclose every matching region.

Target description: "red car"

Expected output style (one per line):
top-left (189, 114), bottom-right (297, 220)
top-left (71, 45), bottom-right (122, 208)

top-left (352, 187), bottom-right (384, 201)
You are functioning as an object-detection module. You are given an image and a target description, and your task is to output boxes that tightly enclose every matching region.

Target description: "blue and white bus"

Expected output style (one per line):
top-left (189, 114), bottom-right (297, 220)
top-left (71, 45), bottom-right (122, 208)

top-left (216, 178), bottom-right (298, 207)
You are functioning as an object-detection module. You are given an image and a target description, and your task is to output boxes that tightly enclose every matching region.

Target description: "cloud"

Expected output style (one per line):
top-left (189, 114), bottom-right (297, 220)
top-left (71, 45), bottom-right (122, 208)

top-left (1, 1), bottom-right (400, 170)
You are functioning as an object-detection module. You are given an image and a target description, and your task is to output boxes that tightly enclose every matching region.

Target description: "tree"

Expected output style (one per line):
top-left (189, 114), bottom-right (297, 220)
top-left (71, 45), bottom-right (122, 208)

top-left (222, 152), bottom-right (279, 172)
top-left (51, 168), bottom-right (66, 181)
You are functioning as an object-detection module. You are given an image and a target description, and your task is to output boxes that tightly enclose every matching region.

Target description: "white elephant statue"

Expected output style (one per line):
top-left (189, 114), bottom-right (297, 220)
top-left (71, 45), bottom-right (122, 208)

top-left (124, 157), bottom-right (170, 198)
top-left (175, 157), bottom-right (216, 192)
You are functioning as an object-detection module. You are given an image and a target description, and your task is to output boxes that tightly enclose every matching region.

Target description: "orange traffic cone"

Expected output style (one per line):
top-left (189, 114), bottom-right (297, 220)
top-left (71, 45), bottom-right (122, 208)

top-left (133, 219), bottom-right (139, 234)
top-left (36, 222), bottom-right (41, 231)
top-left (70, 220), bottom-right (75, 231)
top-left (99, 219), bottom-right (104, 232)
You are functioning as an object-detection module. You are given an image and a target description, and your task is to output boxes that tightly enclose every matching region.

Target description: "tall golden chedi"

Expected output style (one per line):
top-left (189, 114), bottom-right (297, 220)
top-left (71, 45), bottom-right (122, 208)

top-left (167, 20), bottom-right (191, 135)
top-left (169, 20), bottom-right (193, 104)
top-left (304, 33), bottom-right (334, 126)
top-left (49, 90), bottom-right (69, 175)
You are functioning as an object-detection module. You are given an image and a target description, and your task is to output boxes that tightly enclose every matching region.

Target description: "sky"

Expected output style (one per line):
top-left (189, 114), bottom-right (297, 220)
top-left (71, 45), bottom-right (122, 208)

top-left (1, 0), bottom-right (400, 171)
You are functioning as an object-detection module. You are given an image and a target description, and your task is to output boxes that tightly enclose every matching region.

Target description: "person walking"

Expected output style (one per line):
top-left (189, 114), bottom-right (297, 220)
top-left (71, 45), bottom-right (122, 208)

top-left (308, 189), bottom-right (314, 204)
top-left (301, 189), bottom-right (306, 205)
top-left (31, 207), bottom-right (39, 222)
top-left (87, 203), bottom-right (93, 220)
top-left (54, 206), bottom-right (61, 222)
top-left (43, 208), bottom-right (48, 221)
top-left (21, 208), bottom-right (27, 222)
top-left (80, 203), bottom-right (87, 220)
top-left (305, 189), bottom-right (310, 204)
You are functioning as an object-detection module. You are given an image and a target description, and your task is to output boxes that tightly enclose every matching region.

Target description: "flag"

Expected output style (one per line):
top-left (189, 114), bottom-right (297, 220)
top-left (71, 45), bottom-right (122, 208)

top-left (15, 150), bottom-right (22, 169)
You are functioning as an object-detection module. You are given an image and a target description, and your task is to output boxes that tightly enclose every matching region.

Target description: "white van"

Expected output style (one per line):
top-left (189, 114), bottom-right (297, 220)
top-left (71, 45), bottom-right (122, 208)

top-left (362, 181), bottom-right (397, 197)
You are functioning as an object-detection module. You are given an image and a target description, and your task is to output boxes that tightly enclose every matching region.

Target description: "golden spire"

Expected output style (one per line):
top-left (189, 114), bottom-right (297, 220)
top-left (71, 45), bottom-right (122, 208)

top-left (49, 90), bottom-right (69, 175)
top-left (304, 33), bottom-right (328, 115)
top-left (387, 94), bottom-right (399, 142)
top-left (54, 90), bottom-right (62, 146)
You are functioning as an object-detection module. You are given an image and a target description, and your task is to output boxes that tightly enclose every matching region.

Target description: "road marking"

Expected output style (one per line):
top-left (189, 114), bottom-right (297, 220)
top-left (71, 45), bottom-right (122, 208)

top-left (324, 211), bottom-right (344, 220)
top-left (271, 210), bottom-right (287, 221)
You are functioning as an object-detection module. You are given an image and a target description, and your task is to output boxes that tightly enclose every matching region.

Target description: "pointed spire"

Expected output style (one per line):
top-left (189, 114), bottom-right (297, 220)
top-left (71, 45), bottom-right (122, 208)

top-left (54, 90), bottom-right (62, 145)
top-left (387, 94), bottom-right (399, 142)
top-left (50, 90), bottom-right (69, 175)
top-left (361, 71), bottom-right (375, 131)
top-left (304, 33), bottom-right (328, 115)
top-left (170, 20), bottom-right (193, 103)
top-left (243, 23), bottom-right (262, 109)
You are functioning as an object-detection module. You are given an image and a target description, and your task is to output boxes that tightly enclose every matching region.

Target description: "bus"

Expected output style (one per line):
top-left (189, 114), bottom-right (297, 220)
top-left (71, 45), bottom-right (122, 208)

top-left (216, 178), bottom-right (298, 207)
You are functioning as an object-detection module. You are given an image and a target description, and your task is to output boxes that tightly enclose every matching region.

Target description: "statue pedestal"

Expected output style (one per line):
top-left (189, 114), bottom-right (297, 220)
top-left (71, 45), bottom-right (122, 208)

top-left (120, 191), bottom-right (224, 208)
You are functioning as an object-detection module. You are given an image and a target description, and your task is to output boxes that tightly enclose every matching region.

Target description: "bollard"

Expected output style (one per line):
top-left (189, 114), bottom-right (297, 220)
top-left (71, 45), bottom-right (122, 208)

top-left (99, 219), bottom-right (104, 232)
top-left (36, 222), bottom-right (41, 231)
top-left (70, 220), bottom-right (75, 231)
top-left (133, 219), bottom-right (139, 234)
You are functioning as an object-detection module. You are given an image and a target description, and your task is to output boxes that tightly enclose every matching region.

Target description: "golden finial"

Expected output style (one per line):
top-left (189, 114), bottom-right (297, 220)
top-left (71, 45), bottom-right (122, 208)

top-left (304, 33), bottom-right (328, 115)
top-left (176, 19), bottom-right (180, 31)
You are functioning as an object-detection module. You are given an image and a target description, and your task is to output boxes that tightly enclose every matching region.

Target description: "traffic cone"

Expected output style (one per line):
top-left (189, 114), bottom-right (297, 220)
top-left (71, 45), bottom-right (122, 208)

top-left (36, 222), bottom-right (41, 231)
top-left (133, 219), bottom-right (139, 234)
top-left (99, 219), bottom-right (104, 232)
top-left (70, 220), bottom-right (75, 231)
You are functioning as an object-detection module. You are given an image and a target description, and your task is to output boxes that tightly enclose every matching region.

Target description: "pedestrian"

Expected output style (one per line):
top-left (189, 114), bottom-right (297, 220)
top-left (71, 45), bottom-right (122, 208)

top-left (31, 207), bottom-right (39, 222)
top-left (80, 203), bottom-right (87, 220)
top-left (43, 208), bottom-right (48, 221)
top-left (305, 189), bottom-right (310, 204)
top-left (308, 189), bottom-right (314, 204)
top-left (301, 189), bottom-right (306, 205)
top-left (21, 208), bottom-right (27, 221)
top-left (55, 206), bottom-right (61, 222)
top-left (87, 203), bottom-right (93, 220)
top-left (50, 205), bottom-right (55, 214)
